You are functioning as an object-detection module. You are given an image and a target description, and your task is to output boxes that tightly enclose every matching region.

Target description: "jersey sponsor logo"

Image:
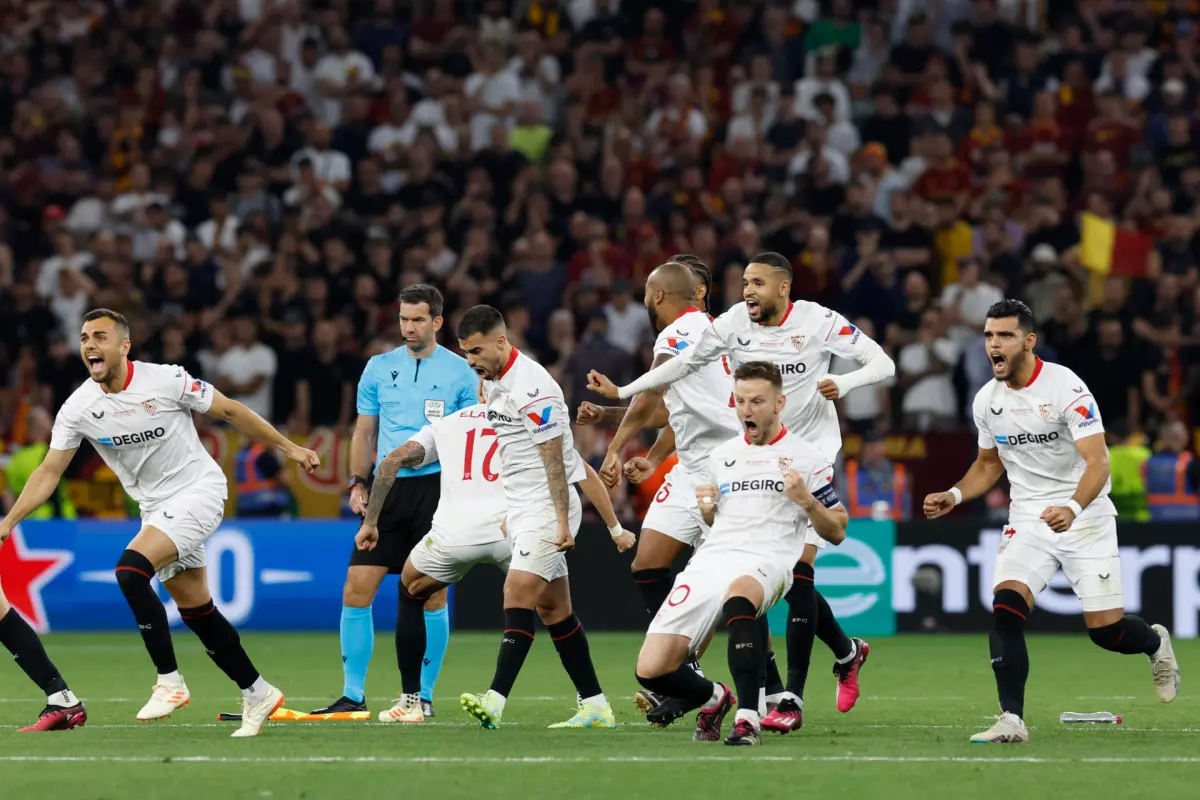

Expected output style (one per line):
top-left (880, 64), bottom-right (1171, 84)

top-left (97, 427), bottom-right (167, 448)
top-left (993, 431), bottom-right (1060, 447)
top-left (1073, 402), bottom-right (1098, 426)
top-left (526, 405), bottom-right (555, 432)
top-left (190, 380), bottom-right (209, 399)
top-left (791, 335), bottom-right (806, 351)
top-left (779, 362), bottom-right (807, 376)
top-left (487, 410), bottom-right (517, 424)
top-left (1038, 404), bottom-right (1051, 420)
top-left (727, 478), bottom-right (786, 492)
top-left (424, 399), bottom-right (446, 421)
top-left (665, 337), bottom-right (689, 352)
top-left (142, 399), bottom-right (158, 416)
top-left (838, 325), bottom-right (862, 344)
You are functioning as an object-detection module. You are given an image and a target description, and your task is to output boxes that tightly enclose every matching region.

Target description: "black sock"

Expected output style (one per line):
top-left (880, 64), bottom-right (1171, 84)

top-left (632, 568), bottom-right (673, 618)
top-left (0, 609), bottom-right (68, 696)
top-left (990, 589), bottom-right (1030, 719)
top-left (636, 665), bottom-right (714, 707)
top-left (764, 651), bottom-right (785, 696)
top-left (1088, 615), bottom-right (1163, 656)
top-left (547, 614), bottom-right (603, 700)
top-left (814, 589), bottom-right (853, 661)
top-left (724, 597), bottom-right (764, 713)
top-left (490, 608), bottom-right (535, 697)
top-left (179, 601), bottom-right (260, 690)
top-left (395, 590), bottom-right (427, 695)
top-left (785, 562), bottom-right (817, 697)
top-left (115, 550), bottom-right (178, 675)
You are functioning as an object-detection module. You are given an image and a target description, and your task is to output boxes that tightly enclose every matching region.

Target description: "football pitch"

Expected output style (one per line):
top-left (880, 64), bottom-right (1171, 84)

top-left (1, 632), bottom-right (1196, 799)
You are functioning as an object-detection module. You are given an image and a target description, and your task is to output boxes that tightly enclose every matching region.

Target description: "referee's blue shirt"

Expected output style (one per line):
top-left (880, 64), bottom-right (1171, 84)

top-left (356, 345), bottom-right (479, 478)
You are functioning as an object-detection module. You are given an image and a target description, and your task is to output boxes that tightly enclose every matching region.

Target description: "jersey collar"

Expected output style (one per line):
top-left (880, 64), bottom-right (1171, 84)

top-left (101, 360), bottom-right (135, 394)
top-left (745, 425), bottom-right (789, 445)
top-left (756, 301), bottom-right (794, 327)
top-left (1011, 357), bottom-right (1044, 390)
top-left (498, 346), bottom-right (520, 380)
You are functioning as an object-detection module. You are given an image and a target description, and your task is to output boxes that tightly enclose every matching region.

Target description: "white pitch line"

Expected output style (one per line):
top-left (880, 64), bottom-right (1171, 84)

top-left (0, 696), bottom-right (568, 703)
top-left (3, 755), bottom-right (1200, 765)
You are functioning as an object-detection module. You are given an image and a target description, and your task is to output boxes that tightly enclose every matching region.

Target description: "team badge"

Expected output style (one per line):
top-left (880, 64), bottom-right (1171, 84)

top-left (142, 399), bottom-right (157, 416)
top-left (1037, 404), bottom-right (1051, 420)
top-left (424, 399), bottom-right (445, 421)
top-left (777, 457), bottom-right (793, 472)
top-left (791, 335), bottom-right (806, 351)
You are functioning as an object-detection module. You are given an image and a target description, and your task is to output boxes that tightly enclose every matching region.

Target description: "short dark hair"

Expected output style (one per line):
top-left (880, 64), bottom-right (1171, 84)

top-left (457, 304), bottom-right (505, 339)
top-left (749, 251), bottom-right (793, 280)
top-left (986, 298), bottom-right (1036, 334)
top-left (670, 253), bottom-right (712, 313)
top-left (734, 360), bottom-right (784, 391)
top-left (83, 308), bottom-right (130, 338)
top-left (399, 283), bottom-right (444, 317)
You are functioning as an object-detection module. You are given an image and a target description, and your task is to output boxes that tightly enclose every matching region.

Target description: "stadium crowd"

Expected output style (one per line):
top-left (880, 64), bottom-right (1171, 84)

top-left (1, 0), bottom-right (1199, 517)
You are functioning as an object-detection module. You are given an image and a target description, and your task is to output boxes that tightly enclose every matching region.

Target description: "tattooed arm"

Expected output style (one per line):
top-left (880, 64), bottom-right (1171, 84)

top-left (536, 439), bottom-right (575, 552)
top-left (356, 442), bottom-right (428, 553)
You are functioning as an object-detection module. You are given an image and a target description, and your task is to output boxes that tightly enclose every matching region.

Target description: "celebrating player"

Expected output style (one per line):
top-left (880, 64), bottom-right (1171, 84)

top-left (455, 305), bottom-right (616, 729)
top-left (0, 577), bottom-right (84, 731)
top-left (923, 299), bottom-right (1180, 744)
top-left (590, 252), bottom-right (894, 730)
top-left (635, 361), bottom-right (847, 746)
top-left (0, 309), bottom-right (320, 737)
top-left (354, 400), bottom-right (634, 723)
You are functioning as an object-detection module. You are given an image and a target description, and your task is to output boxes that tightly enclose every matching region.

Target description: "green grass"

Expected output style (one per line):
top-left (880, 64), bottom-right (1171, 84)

top-left (1, 632), bottom-right (1196, 799)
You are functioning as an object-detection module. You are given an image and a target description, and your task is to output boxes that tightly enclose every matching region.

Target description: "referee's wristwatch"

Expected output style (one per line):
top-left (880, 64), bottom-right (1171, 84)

top-left (348, 475), bottom-right (368, 491)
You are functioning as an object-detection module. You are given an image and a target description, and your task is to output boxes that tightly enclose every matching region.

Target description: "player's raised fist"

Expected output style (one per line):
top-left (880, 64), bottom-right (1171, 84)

top-left (923, 492), bottom-right (956, 519)
top-left (612, 530), bottom-right (636, 552)
top-left (287, 444), bottom-right (321, 473)
top-left (355, 524), bottom-right (379, 551)
top-left (586, 370), bottom-right (619, 399)
top-left (1040, 505), bottom-right (1076, 533)
top-left (599, 451), bottom-right (623, 487)
top-left (783, 469), bottom-right (811, 503)
top-left (623, 456), bottom-right (654, 485)
top-left (817, 378), bottom-right (841, 400)
top-left (576, 401), bottom-right (604, 425)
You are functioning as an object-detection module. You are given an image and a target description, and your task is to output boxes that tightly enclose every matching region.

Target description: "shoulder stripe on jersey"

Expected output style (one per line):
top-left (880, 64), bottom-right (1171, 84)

top-left (1061, 393), bottom-right (1095, 414)
top-left (823, 318), bottom-right (838, 341)
top-left (518, 395), bottom-right (560, 412)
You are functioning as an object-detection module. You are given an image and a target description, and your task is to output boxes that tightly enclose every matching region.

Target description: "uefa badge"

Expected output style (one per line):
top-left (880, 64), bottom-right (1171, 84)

top-left (777, 457), bottom-right (793, 472)
top-left (1038, 404), bottom-right (1051, 420)
top-left (142, 399), bottom-right (158, 416)
top-left (791, 335), bottom-right (806, 351)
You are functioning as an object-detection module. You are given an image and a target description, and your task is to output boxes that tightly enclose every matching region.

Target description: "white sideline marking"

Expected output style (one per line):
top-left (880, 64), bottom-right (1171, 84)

top-left (0, 696), bottom-right (567, 703)
top-left (2, 755), bottom-right (1200, 765)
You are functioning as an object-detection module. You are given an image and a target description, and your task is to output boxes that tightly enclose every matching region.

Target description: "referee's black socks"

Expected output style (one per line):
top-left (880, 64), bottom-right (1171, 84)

top-left (724, 597), bottom-right (764, 714)
top-left (490, 608), bottom-right (536, 698)
top-left (0, 608), bottom-right (72, 700)
top-left (396, 589), bottom-right (427, 696)
top-left (990, 589), bottom-right (1031, 719)
top-left (179, 600), bottom-right (260, 690)
top-left (115, 550), bottom-right (178, 676)
top-left (784, 562), bottom-right (817, 699)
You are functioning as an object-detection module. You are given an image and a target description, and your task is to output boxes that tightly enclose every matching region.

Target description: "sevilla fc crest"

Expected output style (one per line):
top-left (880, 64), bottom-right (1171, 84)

top-left (142, 399), bottom-right (158, 416)
top-left (791, 335), bottom-right (806, 351)
top-left (1037, 404), bottom-right (1051, 420)
top-left (777, 457), bottom-right (793, 472)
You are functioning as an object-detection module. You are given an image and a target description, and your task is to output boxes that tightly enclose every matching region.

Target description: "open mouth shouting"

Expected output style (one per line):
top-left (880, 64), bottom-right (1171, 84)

top-left (85, 353), bottom-right (106, 378)
top-left (990, 352), bottom-right (1007, 373)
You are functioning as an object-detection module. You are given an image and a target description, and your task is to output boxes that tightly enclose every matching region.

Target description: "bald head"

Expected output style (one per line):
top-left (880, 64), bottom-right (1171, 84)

top-left (644, 261), bottom-right (699, 332)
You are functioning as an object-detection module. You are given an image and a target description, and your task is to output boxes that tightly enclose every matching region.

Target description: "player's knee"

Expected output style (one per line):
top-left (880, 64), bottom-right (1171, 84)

top-left (992, 588), bottom-right (1030, 630)
top-left (115, 549), bottom-right (156, 595)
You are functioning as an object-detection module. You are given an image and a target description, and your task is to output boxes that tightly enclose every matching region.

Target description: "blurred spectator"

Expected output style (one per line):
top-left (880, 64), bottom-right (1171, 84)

top-left (898, 306), bottom-right (960, 431)
top-left (213, 316), bottom-right (278, 421)
top-left (1145, 421), bottom-right (1200, 521)
top-left (841, 430), bottom-right (911, 520)
top-left (3, 407), bottom-right (76, 520)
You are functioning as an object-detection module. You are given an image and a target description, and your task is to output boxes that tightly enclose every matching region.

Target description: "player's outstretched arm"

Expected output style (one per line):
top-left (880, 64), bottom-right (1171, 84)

top-left (923, 446), bottom-right (1005, 519)
top-left (207, 389), bottom-right (320, 472)
top-left (598, 355), bottom-right (673, 484)
top-left (613, 322), bottom-right (727, 400)
top-left (575, 402), bottom-right (630, 426)
top-left (536, 439), bottom-right (575, 552)
top-left (1042, 433), bottom-right (1110, 533)
top-left (819, 324), bottom-right (897, 400)
top-left (580, 462), bottom-right (635, 551)
top-left (0, 447), bottom-right (76, 540)
top-left (362, 441), bottom-right (427, 528)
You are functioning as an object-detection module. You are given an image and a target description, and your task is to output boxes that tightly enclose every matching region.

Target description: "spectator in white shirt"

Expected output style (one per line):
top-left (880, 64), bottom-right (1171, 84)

top-left (36, 229), bottom-right (95, 339)
top-left (898, 306), bottom-right (961, 431)
top-left (794, 50), bottom-right (852, 124)
top-left (464, 41), bottom-right (522, 152)
top-left (941, 255), bottom-right (1003, 396)
top-left (313, 25), bottom-right (377, 126)
top-left (788, 119), bottom-right (851, 186)
top-left (726, 87), bottom-right (775, 147)
top-left (291, 123), bottom-right (353, 192)
top-left (603, 278), bottom-right (650, 354)
top-left (214, 315), bottom-right (279, 421)
top-left (132, 201), bottom-right (187, 263)
top-left (813, 91), bottom-right (860, 158)
top-left (731, 53), bottom-right (781, 120)
top-left (508, 28), bottom-right (561, 125)
top-left (110, 164), bottom-right (168, 225)
top-left (283, 157), bottom-right (343, 212)
top-left (195, 195), bottom-right (241, 256)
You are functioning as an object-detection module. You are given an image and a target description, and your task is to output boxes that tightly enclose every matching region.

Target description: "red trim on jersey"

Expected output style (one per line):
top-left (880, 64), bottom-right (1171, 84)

top-left (1017, 357), bottom-right (1044, 390)
top-left (101, 360), bottom-right (135, 394)
top-left (756, 301), bottom-right (794, 327)
top-left (681, 307), bottom-right (700, 314)
top-left (745, 425), bottom-right (789, 445)
top-left (498, 347), bottom-right (520, 379)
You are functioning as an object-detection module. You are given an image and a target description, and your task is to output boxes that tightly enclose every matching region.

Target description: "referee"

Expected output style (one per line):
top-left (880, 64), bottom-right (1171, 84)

top-left (312, 284), bottom-right (479, 719)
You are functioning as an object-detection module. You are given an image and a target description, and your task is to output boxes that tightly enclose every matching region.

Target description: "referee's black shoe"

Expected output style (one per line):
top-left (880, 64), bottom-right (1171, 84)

top-left (309, 696), bottom-right (368, 715)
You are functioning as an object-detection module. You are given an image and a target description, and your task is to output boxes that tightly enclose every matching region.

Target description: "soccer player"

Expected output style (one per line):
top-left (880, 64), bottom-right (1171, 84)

top-left (455, 305), bottom-right (616, 729)
top-left (317, 284), bottom-right (478, 719)
top-left (590, 252), bottom-right (894, 730)
top-left (0, 581), bottom-right (84, 732)
top-left (635, 361), bottom-right (847, 746)
top-left (923, 299), bottom-right (1180, 744)
top-left (354, 402), bottom-right (635, 723)
top-left (0, 308), bottom-right (320, 737)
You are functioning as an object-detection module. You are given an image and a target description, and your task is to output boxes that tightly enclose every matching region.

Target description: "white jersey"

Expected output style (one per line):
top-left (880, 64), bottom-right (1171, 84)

top-left (972, 358), bottom-right (1116, 523)
top-left (408, 404), bottom-right (506, 545)
top-left (702, 427), bottom-right (839, 563)
top-left (483, 348), bottom-right (585, 510)
top-left (50, 360), bottom-right (227, 511)
top-left (653, 308), bottom-right (743, 474)
top-left (625, 300), bottom-right (890, 459)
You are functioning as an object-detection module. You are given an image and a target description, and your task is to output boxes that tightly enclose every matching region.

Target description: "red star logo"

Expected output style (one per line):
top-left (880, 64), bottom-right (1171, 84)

top-left (0, 527), bottom-right (73, 633)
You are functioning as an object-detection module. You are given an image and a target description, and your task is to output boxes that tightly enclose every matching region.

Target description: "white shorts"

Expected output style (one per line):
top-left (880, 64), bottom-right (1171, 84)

top-left (507, 487), bottom-right (583, 582)
top-left (140, 483), bottom-right (227, 583)
top-left (641, 465), bottom-right (708, 548)
top-left (647, 548), bottom-right (791, 655)
top-left (409, 531), bottom-right (511, 584)
top-left (992, 515), bottom-right (1122, 612)
top-left (803, 522), bottom-right (827, 551)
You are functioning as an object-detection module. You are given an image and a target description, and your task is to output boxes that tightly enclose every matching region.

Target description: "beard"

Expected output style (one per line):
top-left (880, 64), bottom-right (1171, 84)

top-left (646, 302), bottom-right (663, 332)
